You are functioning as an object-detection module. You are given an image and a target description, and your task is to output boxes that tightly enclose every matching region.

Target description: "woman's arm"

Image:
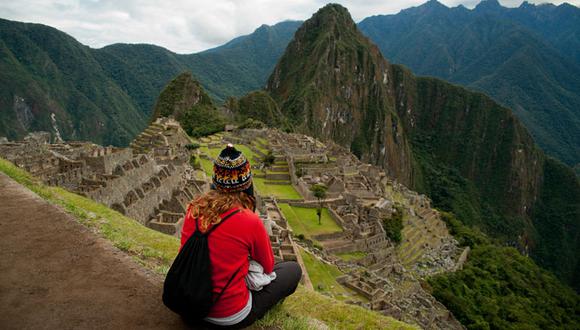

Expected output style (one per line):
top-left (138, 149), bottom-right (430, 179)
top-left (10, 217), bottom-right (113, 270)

top-left (249, 217), bottom-right (275, 274)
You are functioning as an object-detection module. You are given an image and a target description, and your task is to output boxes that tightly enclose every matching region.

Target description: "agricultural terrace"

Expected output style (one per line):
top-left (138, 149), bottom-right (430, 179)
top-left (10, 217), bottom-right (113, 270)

top-left (299, 247), bottom-right (367, 303)
top-left (279, 204), bottom-right (343, 239)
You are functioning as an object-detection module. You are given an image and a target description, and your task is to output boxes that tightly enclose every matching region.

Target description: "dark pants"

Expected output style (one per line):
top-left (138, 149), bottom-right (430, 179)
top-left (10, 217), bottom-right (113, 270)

top-left (199, 261), bottom-right (302, 329)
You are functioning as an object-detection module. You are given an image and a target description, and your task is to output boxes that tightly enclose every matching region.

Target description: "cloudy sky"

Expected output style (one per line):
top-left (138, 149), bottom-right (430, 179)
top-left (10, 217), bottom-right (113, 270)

top-left (0, 0), bottom-right (577, 53)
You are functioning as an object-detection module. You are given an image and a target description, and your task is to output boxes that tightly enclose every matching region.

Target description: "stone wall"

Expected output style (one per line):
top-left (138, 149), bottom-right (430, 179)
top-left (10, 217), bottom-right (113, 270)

top-left (84, 155), bottom-right (156, 207)
top-left (83, 148), bottom-right (133, 174)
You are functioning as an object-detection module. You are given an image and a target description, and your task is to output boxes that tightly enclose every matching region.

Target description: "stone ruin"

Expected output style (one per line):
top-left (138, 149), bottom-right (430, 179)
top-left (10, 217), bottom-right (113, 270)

top-left (0, 118), bottom-right (207, 236)
top-left (223, 128), bottom-right (469, 329)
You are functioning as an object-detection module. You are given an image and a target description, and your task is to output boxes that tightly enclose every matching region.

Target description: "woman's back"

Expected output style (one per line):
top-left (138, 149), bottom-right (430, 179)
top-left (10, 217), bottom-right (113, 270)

top-left (180, 206), bottom-right (274, 318)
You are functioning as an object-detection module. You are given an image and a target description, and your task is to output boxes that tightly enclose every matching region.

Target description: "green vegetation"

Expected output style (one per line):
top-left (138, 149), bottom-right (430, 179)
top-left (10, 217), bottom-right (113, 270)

top-left (336, 251), bottom-right (367, 262)
top-left (382, 205), bottom-right (404, 243)
top-left (310, 183), bottom-right (328, 225)
top-left (431, 209), bottom-right (579, 329)
top-left (359, 2), bottom-right (580, 167)
top-left (0, 157), bottom-right (413, 330)
top-left (0, 18), bottom-right (301, 145)
top-left (232, 90), bottom-right (291, 129)
top-left (279, 286), bottom-right (414, 330)
top-left (279, 204), bottom-right (342, 239)
top-left (428, 245), bottom-right (580, 330)
top-left (530, 157), bottom-right (580, 290)
top-left (0, 18), bottom-right (146, 146)
top-left (299, 248), bottom-right (366, 303)
top-left (439, 211), bottom-right (490, 248)
top-left (151, 72), bottom-right (225, 137)
top-left (252, 178), bottom-right (302, 200)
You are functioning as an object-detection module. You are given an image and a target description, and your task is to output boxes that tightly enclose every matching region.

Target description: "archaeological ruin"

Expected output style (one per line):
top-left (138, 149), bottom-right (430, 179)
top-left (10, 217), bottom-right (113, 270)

top-left (0, 119), bottom-right (470, 329)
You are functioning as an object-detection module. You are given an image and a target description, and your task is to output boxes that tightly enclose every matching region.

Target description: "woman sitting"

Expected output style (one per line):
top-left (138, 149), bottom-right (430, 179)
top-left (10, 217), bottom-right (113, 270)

top-left (179, 144), bottom-right (302, 329)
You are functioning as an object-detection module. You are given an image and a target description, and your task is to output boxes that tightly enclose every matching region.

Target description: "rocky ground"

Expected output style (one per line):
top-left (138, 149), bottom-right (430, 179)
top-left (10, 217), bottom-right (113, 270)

top-left (0, 173), bottom-right (185, 329)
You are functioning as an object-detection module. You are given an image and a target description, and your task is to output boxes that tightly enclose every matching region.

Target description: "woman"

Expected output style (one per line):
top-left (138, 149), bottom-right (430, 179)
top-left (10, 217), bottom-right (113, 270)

top-left (180, 144), bottom-right (302, 329)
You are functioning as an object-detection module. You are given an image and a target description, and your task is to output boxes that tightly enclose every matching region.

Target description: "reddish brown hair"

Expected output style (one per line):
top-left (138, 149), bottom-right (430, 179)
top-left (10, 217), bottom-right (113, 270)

top-left (188, 190), bottom-right (255, 232)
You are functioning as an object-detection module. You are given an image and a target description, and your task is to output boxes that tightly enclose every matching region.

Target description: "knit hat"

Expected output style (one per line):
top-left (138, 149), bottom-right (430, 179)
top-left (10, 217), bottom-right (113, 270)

top-left (212, 144), bottom-right (253, 194)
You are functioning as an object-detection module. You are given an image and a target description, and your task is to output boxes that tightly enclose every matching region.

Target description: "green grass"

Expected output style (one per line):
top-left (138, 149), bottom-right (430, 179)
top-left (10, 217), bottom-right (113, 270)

top-left (336, 251), bottom-right (367, 262)
top-left (279, 204), bottom-right (342, 238)
top-left (299, 248), bottom-right (368, 303)
top-left (253, 177), bottom-right (302, 200)
top-left (0, 157), bottom-right (414, 330)
top-left (199, 156), bottom-right (214, 177)
top-left (253, 142), bottom-right (269, 155)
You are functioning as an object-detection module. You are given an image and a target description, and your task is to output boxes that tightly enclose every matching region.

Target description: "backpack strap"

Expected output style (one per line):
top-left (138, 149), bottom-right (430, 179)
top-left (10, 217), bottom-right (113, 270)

top-left (204, 209), bottom-right (241, 235)
top-left (203, 208), bottom-right (243, 304)
top-left (213, 264), bottom-right (243, 304)
top-left (193, 209), bottom-right (241, 234)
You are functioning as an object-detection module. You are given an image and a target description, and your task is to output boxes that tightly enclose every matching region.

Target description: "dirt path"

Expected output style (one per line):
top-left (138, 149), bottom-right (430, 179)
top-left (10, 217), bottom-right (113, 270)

top-left (0, 173), bottom-right (186, 329)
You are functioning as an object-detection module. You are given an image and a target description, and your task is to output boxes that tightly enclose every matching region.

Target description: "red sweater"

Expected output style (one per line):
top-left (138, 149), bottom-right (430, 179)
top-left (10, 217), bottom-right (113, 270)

top-left (180, 206), bottom-right (274, 318)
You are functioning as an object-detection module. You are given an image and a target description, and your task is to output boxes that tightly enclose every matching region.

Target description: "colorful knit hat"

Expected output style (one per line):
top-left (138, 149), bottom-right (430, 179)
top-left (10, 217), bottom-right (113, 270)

top-left (212, 144), bottom-right (253, 194)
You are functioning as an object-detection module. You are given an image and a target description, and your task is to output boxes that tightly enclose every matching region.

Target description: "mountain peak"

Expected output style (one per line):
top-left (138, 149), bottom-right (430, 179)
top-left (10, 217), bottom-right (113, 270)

top-left (424, 0), bottom-right (446, 8)
top-left (309, 3), bottom-right (356, 28)
top-left (475, 0), bottom-right (503, 11)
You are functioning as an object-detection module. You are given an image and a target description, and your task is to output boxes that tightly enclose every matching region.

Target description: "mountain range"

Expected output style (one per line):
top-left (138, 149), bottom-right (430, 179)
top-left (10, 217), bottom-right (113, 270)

top-left (358, 0), bottom-right (580, 169)
top-left (0, 18), bottom-right (299, 146)
top-left (0, 0), bottom-right (580, 169)
top-left (1, 1), bottom-right (578, 170)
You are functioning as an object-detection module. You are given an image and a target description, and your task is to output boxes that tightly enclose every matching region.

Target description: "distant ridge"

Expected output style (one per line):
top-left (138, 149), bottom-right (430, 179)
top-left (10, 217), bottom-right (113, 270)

top-left (0, 18), bottom-right (300, 145)
top-left (358, 0), bottom-right (580, 167)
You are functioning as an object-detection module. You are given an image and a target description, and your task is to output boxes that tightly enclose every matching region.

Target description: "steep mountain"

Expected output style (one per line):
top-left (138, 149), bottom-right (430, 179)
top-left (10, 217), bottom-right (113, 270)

top-left (266, 3), bottom-right (579, 291)
top-left (358, 0), bottom-right (580, 167)
top-left (150, 72), bottom-right (224, 137)
top-left (229, 90), bottom-right (289, 129)
top-left (267, 6), bottom-right (413, 184)
top-left (0, 18), bottom-right (146, 146)
top-left (0, 18), bottom-right (300, 144)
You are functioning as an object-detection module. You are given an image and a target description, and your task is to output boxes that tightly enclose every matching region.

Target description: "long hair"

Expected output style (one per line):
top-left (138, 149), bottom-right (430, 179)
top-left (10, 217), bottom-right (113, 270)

top-left (189, 190), bottom-right (255, 232)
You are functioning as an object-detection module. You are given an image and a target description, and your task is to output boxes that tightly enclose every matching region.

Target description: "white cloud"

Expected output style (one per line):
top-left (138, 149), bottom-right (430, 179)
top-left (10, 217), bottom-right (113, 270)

top-left (0, 0), bottom-right (577, 53)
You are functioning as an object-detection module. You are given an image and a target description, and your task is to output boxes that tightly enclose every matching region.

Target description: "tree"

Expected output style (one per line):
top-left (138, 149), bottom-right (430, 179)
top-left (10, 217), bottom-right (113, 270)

top-left (263, 150), bottom-right (275, 167)
top-left (262, 150), bottom-right (275, 177)
top-left (310, 183), bottom-right (327, 225)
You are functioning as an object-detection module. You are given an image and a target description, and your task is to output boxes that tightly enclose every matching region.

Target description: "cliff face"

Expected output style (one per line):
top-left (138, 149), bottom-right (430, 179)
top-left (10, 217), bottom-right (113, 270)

top-left (267, 4), bottom-right (413, 185)
top-left (265, 4), bottom-right (578, 288)
top-left (392, 68), bottom-right (544, 223)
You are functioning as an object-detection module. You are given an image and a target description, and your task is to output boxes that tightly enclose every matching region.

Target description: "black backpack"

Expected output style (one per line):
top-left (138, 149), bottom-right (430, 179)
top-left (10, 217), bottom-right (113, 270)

top-left (162, 209), bottom-right (241, 320)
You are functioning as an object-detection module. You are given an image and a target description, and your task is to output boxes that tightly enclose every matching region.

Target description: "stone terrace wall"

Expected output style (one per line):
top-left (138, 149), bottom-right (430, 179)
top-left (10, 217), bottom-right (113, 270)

top-left (84, 155), bottom-right (156, 207)
top-left (82, 148), bottom-right (133, 174)
top-left (124, 165), bottom-right (186, 224)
